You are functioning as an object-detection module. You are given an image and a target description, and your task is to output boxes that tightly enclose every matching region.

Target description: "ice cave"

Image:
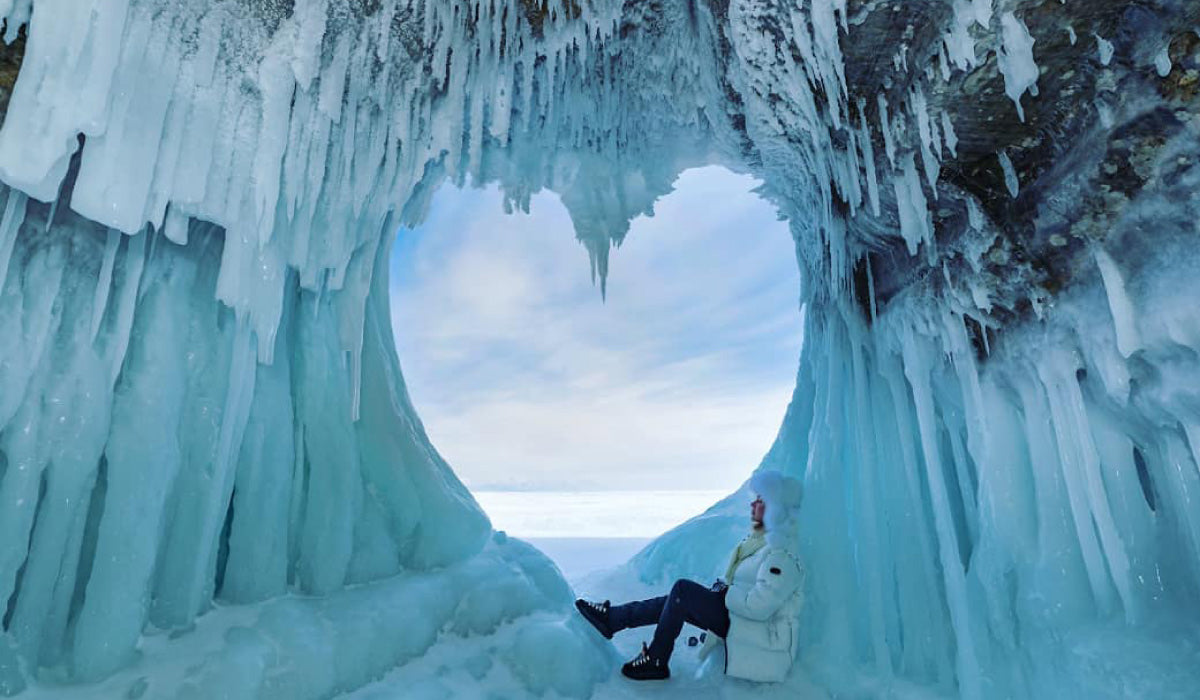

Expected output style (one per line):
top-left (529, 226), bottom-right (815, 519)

top-left (1, 0), bottom-right (1199, 697)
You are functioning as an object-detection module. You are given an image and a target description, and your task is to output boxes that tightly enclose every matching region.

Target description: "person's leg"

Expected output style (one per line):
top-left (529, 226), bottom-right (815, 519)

top-left (607, 595), bottom-right (667, 632)
top-left (577, 593), bottom-right (669, 639)
top-left (646, 579), bottom-right (730, 663)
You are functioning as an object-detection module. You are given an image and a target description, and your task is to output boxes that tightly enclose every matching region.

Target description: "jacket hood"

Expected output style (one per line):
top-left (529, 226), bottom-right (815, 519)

top-left (750, 469), bottom-right (803, 548)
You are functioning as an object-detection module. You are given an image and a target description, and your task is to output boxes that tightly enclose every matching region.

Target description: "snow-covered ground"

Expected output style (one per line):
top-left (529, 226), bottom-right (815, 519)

top-left (15, 535), bottom-right (613, 700)
top-left (337, 490), bottom-right (851, 699)
top-left (338, 489), bottom-right (946, 699)
top-left (340, 529), bottom-right (949, 700)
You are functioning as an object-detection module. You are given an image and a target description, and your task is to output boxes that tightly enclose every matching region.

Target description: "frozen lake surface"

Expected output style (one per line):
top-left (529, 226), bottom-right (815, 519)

top-left (474, 489), bottom-right (729, 582)
top-left (524, 537), bottom-right (651, 584)
top-left (473, 489), bottom-right (730, 538)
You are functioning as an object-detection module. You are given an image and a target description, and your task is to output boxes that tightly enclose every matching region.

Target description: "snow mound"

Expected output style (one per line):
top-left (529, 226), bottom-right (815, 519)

top-left (17, 534), bottom-right (610, 699)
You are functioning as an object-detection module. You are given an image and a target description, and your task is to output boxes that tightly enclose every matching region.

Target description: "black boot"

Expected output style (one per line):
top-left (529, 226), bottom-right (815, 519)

top-left (574, 599), bottom-right (615, 639)
top-left (621, 642), bottom-right (669, 681)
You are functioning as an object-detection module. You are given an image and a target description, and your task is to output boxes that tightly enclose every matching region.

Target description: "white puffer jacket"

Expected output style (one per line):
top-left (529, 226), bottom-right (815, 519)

top-left (723, 539), bottom-right (804, 682)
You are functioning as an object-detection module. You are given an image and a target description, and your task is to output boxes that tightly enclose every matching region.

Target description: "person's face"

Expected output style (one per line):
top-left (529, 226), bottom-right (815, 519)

top-left (751, 495), bottom-right (765, 526)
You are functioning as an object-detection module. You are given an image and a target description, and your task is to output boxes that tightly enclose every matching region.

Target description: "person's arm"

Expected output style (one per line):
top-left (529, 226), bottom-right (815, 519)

top-left (724, 549), bottom-right (801, 621)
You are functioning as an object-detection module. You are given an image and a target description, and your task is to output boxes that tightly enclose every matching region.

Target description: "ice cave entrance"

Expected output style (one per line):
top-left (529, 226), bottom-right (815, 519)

top-left (389, 166), bottom-right (802, 582)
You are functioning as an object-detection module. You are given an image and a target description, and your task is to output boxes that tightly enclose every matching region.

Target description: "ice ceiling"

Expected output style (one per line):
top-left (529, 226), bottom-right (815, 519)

top-left (1, 0), bottom-right (1200, 697)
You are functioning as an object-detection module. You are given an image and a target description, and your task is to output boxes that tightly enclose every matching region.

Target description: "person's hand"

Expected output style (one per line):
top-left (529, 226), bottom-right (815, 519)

top-left (710, 579), bottom-right (728, 593)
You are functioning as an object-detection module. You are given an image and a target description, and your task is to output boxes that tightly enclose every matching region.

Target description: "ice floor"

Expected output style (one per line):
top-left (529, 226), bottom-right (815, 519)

top-left (340, 545), bottom-right (949, 700)
top-left (14, 535), bottom-right (615, 700)
top-left (342, 548), bottom-right (1200, 700)
top-left (14, 532), bottom-right (1200, 699)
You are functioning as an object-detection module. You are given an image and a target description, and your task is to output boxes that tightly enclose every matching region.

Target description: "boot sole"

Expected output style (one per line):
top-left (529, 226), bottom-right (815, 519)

top-left (574, 600), bottom-right (614, 639)
top-left (620, 668), bottom-right (670, 681)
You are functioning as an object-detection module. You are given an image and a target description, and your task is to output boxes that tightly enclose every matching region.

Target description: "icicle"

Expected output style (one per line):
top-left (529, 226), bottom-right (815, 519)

top-left (966, 197), bottom-right (985, 230)
top-left (877, 94), bottom-right (896, 168)
top-left (1095, 34), bottom-right (1115, 66)
top-left (253, 44), bottom-right (296, 248)
top-left (969, 0), bottom-right (993, 29)
top-left (162, 206), bottom-right (188, 245)
top-left (43, 195), bottom-right (59, 233)
top-left (71, 239), bottom-right (190, 680)
top-left (941, 111), bottom-right (959, 159)
top-left (911, 86), bottom-right (940, 198)
top-left (892, 154), bottom-right (930, 255)
top-left (109, 230), bottom-right (147, 386)
top-left (997, 12), bottom-right (1038, 122)
top-left (0, 189), bottom-right (26, 293)
top-left (1093, 246), bottom-right (1142, 357)
top-left (945, 418), bottom-right (980, 545)
top-left (810, 0), bottom-right (849, 126)
top-left (839, 132), bottom-right (863, 216)
top-left (857, 101), bottom-right (881, 217)
top-left (929, 105), bottom-right (943, 160)
top-left (997, 150), bottom-right (1019, 197)
top-left (91, 229), bottom-right (122, 343)
top-left (878, 346), bottom-right (953, 682)
top-left (900, 328), bottom-right (983, 700)
top-left (972, 313), bottom-right (991, 356)
top-left (0, 397), bottom-right (49, 633)
top-left (1037, 352), bottom-right (1135, 619)
top-left (290, 0), bottom-right (329, 90)
top-left (969, 280), bottom-right (992, 313)
top-left (1154, 46), bottom-right (1172, 77)
top-left (1159, 432), bottom-right (1200, 587)
top-left (941, 311), bottom-right (987, 529)
top-left (944, 0), bottom-right (990, 71)
top-left (183, 320), bottom-right (258, 621)
top-left (1, 0), bottom-right (31, 43)
top-left (865, 254), bottom-right (877, 321)
top-left (845, 324), bottom-right (893, 677)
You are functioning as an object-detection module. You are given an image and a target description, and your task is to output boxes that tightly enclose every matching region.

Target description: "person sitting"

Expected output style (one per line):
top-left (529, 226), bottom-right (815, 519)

top-left (575, 469), bottom-right (804, 682)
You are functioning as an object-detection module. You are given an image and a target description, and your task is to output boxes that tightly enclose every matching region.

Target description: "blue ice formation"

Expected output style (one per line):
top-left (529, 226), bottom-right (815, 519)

top-left (0, 0), bottom-right (1199, 698)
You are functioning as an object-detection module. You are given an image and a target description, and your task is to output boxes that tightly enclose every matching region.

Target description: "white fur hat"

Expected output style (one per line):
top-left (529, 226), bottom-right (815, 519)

top-left (750, 469), bottom-right (803, 540)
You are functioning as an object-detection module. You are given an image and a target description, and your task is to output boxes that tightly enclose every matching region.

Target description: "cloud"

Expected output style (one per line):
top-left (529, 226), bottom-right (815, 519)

top-left (389, 166), bottom-right (803, 492)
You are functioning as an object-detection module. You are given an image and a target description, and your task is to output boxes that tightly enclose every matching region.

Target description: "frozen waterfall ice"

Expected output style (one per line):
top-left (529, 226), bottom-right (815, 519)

top-left (0, 0), bottom-right (1199, 698)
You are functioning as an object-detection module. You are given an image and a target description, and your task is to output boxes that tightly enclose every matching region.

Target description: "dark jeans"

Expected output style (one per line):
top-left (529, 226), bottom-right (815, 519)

top-left (608, 578), bottom-right (730, 663)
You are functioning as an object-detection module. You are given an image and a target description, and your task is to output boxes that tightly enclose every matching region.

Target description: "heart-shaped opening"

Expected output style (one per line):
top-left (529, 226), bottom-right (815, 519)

top-left (391, 166), bottom-right (802, 581)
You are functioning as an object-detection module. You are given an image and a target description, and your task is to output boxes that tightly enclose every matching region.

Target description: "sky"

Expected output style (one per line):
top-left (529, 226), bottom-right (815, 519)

top-left (389, 166), bottom-right (803, 492)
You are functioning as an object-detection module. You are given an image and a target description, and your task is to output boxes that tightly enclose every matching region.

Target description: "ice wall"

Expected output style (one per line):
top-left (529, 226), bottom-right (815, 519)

top-left (0, 0), bottom-right (1199, 697)
top-left (0, 0), bottom-right (727, 692)
top-left (0, 183), bottom-right (499, 683)
top-left (627, 1), bottom-right (1200, 696)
